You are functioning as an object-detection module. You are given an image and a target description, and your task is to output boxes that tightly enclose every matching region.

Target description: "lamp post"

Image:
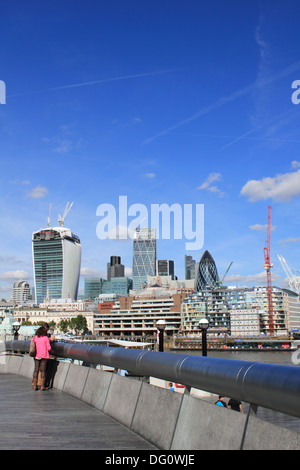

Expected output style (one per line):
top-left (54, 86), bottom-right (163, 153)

top-left (199, 318), bottom-right (209, 356)
top-left (12, 321), bottom-right (21, 340)
top-left (156, 319), bottom-right (166, 352)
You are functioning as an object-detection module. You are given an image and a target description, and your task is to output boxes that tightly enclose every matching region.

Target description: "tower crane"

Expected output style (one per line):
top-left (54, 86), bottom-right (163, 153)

top-left (263, 205), bottom-right (275, 335)
top-left (58, 201), bottom-right (74, 227)
top-left (277, 254), bottom-right (300, 295)
top-left (218, 261), bottom-right (233, 285)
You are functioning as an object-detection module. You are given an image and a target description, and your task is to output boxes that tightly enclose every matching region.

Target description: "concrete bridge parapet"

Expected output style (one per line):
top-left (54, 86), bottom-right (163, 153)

top-left (1, 353), bottom-right (300, 450)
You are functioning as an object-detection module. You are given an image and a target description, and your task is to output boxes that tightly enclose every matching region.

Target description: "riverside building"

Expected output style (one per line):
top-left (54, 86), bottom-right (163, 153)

top-left (181, 286), bottom-right (300, 337)
top-left (12, 299), bottom-right (94, 334)
top-left (32, 226), bottom-right (81, 304)
top-left (94, 287), bottom-right (184, 337)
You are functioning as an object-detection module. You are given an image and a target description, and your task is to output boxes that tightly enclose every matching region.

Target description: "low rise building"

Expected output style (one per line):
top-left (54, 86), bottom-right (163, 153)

top-left (94, 287), bottom-right (185, 337)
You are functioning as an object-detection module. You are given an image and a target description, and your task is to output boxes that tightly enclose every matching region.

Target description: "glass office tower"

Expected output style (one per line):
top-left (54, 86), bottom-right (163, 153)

top-left (32, 227), bottom-right (81, 304)
top-left (196, 250), bottom-right (219, 291)
top-left (132, 228), bottom-right (156, 290)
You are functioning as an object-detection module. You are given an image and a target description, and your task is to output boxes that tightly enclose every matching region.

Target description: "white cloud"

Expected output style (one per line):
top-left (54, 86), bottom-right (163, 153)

top-left (80, 267), bottom-right (103, 277)
top-left (291, 160), bottom-right (300, 169)
top-left (226, 271), bottom-right (281, 285)
top-left (42, 124), bottom-right (82, 154)
top-left (9, 179), bottom-right (30, 185)
top-left (241, 168), bottom-right (300, 202)
top-left (125, 267), bottom-right (132, 277)
top-left (107, 225), bottom-right (135, 240)
top-left (0, 270), bottom-right (30, 281)
top-left (198, 172), bottom-right (221, 189)
top-left (278, 237), bottom-right (300, 244)
top-left (198, 173), bottom-right (224, 197)
top-left (26, 185), bottom-right (48, 199)
top-left (143, 173), bottom-right (156, 179)
top-left (249, 224), bottom-right (276, 231)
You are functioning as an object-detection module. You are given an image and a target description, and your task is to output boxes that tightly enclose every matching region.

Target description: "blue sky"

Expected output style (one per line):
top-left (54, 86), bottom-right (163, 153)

top-left (1, 0), bottom-right (300, 299)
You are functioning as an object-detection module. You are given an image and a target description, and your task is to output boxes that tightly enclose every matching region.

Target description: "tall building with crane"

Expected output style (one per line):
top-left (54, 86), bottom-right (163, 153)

top-left (263, 206), bottom-right (275, 335)
top-left (32, 202), bottom-right (81, 304)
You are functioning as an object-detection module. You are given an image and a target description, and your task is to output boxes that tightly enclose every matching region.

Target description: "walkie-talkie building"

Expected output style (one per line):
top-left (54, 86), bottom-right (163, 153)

top-left (32, 227), bottom-right (81, 304)
top-left (132, 228), bottom-right (156, 290)
top-left (196, 250), bottom-right (219, 291)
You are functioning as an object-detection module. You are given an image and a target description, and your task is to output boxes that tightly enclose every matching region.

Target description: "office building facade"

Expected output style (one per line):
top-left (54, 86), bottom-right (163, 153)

top-left (107, 256), bottom-right (125, 281)
top-left (102, 277), bottom-right (133, 297)
top-left (132, 228), bottom-right (156, 290)
top-left (84, 278), bottom-right (105, 300)
top-left (32, 227), bottom-right (81, 304)
top-left (12, 280), bottom-right (31, 303)
top-left (185, 255), bottom-right (196, 280)
top-left (156, 260), bottom-right (175, 280)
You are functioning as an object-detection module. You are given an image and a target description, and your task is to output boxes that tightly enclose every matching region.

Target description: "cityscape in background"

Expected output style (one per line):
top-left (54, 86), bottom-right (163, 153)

top-left (1, 206), bottom-right (300, 346)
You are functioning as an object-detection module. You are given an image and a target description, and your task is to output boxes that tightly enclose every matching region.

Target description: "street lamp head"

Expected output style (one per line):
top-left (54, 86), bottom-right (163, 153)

top-left (12, 321), bottom-right (21, 332)
top-left (199, 318), bottom-right (209, 330)
top-left (156, 319), bottom-right (166, 331)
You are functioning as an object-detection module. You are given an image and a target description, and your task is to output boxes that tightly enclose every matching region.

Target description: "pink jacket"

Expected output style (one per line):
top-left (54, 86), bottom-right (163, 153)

top-left (31, 335), bottom-right (51, 359)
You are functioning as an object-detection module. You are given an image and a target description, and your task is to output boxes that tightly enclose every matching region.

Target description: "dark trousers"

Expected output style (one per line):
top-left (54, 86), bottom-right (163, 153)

top-left (33, 358), bottom-right (48, 379)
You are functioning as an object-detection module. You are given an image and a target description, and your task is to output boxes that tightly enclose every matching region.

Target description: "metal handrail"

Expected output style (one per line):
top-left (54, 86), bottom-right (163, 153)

top-left (5, 339), bottom-right (300, 419)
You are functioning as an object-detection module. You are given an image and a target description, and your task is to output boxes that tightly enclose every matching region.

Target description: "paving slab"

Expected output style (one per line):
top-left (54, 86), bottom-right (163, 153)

top-left (0, 373), bottom-right (157, 450)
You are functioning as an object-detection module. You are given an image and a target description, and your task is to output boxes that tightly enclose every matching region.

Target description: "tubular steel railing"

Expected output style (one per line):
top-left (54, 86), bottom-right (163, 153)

top-left (5, 339), bottom-right (300, 419)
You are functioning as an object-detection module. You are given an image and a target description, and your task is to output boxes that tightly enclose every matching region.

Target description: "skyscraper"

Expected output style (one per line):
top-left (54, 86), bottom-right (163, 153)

top-left (132, 228), bottom-right (156, 290)
top-left (107, 256), bottom-right (125, 281)
top-left (196, 250), bottom-right (219, 291)
top-left (32, 226), bottom-right (81, 304)
top-left (156, 260), bottom-right (175, 280)
top-left (185, 255), bottom-right (196, 280)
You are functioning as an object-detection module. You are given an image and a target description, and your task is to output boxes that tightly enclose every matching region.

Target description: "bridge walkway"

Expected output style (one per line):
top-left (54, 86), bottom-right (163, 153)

top-left (0, 373), bottom-right (157, 450)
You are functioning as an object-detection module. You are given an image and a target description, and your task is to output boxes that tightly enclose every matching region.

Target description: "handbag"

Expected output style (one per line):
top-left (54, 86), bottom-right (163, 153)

top-left (29, 339), bottom-right (36, 357)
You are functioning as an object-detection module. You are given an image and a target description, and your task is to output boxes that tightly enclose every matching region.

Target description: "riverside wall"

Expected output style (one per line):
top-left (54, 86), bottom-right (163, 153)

top-left (1, 353), bottom-right (300, 450)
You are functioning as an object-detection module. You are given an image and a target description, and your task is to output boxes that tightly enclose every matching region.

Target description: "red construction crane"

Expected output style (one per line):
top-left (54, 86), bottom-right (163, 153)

top-left (263, 205), bottom-right (275, 335)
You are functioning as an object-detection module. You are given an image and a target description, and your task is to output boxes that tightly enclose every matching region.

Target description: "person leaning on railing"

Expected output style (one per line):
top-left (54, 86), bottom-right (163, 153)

top-left (30, 326), bottom-right (52, 391)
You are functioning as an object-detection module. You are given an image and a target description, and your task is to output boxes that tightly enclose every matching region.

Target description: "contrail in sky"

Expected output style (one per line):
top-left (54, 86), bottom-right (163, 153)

top-left (142, 60), bottom-right (300, 145)
top-left (221, 106), bottom-right (300, 150)
top-left (7, 68), bottom-right (182, 98)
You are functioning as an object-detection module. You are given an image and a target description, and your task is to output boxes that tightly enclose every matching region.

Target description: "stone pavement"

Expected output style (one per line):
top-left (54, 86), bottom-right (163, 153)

top-left (0, 373), bottom-right (157, 450)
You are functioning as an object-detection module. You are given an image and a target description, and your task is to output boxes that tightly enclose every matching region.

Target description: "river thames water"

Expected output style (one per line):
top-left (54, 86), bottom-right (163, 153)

top-left (178, 348), bottom-right (298, 366)
top-left (172, 348), bottom-right (300, 434)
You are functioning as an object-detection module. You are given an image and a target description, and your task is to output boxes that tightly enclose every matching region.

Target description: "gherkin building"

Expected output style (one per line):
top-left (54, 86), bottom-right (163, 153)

top-left (196, 250), bottom-right (219, 291)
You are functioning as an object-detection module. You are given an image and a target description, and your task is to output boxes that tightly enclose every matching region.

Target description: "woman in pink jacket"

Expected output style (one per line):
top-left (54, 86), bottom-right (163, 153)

top-left (31, 326), bottom-right (52, 391)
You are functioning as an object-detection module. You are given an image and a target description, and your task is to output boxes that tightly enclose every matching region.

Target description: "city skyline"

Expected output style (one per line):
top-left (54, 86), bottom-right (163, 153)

top-left (1, 1), bottom-right (300, 299)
